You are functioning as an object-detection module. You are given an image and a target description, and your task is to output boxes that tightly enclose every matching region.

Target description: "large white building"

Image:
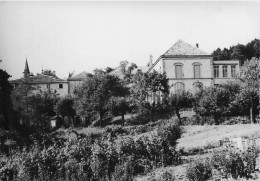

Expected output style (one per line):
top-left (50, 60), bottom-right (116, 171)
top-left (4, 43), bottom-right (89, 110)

top-left (148, 40), bottom-right (240, 92)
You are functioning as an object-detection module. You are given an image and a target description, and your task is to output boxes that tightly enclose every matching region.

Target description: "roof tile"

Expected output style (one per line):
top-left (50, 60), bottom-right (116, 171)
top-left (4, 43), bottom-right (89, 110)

top-left (164, 39), bottom-right (209, 56)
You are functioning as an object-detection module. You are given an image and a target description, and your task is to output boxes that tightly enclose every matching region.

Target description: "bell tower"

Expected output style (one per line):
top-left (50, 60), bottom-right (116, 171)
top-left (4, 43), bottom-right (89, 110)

top-left (23, 57), bottom-right (30, 78)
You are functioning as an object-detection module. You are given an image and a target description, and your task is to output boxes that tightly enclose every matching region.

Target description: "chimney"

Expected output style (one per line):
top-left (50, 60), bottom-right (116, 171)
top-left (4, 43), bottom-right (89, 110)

top-left (196, 43), bottom-right (199, 48)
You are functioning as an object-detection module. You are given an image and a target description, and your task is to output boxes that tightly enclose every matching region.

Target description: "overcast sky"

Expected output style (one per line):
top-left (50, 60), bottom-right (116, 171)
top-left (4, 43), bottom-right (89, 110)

top-left (1, 1), bottom-right (260, 80)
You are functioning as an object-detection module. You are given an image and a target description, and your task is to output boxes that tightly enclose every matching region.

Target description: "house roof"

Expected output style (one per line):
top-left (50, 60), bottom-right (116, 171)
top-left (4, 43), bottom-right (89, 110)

top-left (10, 73), bottom-right (67, 84)
top-left (163, 39), bottom-right (210, 57)
top-left (146, 40), bottom-right (211, 73)
top-left (67, 71), bottom-right (92, 81)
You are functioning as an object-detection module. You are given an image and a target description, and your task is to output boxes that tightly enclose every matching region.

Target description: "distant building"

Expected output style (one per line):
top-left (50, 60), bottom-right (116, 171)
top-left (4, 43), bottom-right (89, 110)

top-left (10, 59), bottom-right (68, 97)
top-left (67, 71), bottom-right (92, 94)
top-left (148, 40), bottom-right (240, 92)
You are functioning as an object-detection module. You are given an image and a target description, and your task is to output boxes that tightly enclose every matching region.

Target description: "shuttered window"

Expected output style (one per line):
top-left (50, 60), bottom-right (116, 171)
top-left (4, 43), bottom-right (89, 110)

top-left (194, 65), bottom-right (200, 78)
top-left (175, 65), bottom-right (183, 78)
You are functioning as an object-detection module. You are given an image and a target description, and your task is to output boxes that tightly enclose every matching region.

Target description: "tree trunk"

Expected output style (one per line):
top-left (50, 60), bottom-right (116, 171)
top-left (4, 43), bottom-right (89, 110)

top-left (176, 109), bottom-right (181, 125)
top-left (250, 107), bottom-right (256, 123)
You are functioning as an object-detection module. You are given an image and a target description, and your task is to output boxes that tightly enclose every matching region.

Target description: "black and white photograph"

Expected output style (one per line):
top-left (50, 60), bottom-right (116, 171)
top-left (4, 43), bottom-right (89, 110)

top-left (1, 1), bottom-right (260, 180)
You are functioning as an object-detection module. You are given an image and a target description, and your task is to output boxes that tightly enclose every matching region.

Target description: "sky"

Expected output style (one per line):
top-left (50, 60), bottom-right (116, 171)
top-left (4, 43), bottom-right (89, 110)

top-left (1, 1), bottom-right (260, 80)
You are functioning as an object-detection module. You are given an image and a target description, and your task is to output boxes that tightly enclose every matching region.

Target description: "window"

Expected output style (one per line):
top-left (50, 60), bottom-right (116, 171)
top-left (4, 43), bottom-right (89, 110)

top-left (59, 84), bottom-right (63, 89)
top-left (223, 65), bottom-right (228, 78)
top-left (193, 63), bottom-right (201, 78)
top-left (174, 82), bottom-right (185, 92)
top-left (231, 65), bottom-right (236, 77)
top-left (214, 66), bottom-right (219, 78)
top-left (175, 65), bottom-right (183, 79)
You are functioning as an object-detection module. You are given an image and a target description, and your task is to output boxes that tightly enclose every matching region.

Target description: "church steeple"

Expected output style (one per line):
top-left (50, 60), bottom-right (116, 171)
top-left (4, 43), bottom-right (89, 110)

top-left (23, 57), bottom-right (30, 78)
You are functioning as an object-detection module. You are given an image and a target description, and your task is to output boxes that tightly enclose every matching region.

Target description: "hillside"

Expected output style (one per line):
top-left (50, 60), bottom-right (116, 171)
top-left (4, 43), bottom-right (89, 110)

top-left (136, 124), bottom-right (260, 181)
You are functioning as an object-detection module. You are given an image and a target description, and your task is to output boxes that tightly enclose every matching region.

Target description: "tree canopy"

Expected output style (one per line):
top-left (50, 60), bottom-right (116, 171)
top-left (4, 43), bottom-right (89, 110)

top-left (0, 69), bottom-right (14, 129)
top-left (73, 70), bottom-right (129, 126)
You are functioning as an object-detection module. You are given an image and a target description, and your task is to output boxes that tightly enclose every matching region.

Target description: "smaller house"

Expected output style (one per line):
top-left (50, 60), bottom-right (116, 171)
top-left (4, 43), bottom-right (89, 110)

top-left (67, 71), bottom-right (92, 94)
top-left (10, 59), bottom-right (68, 96)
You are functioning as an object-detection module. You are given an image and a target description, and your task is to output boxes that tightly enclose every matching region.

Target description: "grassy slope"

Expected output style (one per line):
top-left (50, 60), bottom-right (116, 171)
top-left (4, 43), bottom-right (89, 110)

top-left (177, 124), bottom-right (260, 152)
top-left (136, 124), bottom-right (260, 181)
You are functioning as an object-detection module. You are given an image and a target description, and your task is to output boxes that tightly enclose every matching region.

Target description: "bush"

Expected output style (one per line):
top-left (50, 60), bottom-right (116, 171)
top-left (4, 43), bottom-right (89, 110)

top-left (210, 148), bottom-right (257, 179)
top-left (186, 159), bottom-right (212, 181)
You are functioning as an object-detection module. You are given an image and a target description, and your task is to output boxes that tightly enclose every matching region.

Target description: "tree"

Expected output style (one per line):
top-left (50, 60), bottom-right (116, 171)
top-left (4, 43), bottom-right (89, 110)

top-left (110, 96), bottom-right (130, 126)
top-left (105, 67), bottom-right (114, 74)
top-left (0, 69), bottom-right (14, 129)
top-left (74, 70), bottom-right (128, 127)
top-left (56, 95), bottom-right (76, 126)
top-left (42, 69), bottom-right (56, 77)
top-left (244, 39), bottom-right (260, 60)
top-left (130, 70), bottom-right (169, 121)
top-left (28, 91), bottom-right (59, 128)
top-left (231, 44), bottom-right (246, 63)
top-left (236, 57), bottom-right (260, 123)
top-left (169, 90), bottom-right (194, 124)
top-left (195, 86), bottom-right (234, 125)
top-left (124, 63), bottom-right (138, 83)
top-left (12, 81), bottom-right (36, 123)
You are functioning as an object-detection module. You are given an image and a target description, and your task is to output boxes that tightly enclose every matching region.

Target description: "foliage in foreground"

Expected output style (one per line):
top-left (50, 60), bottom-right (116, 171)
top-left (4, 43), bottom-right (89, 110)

top-left (0, 123), bottom-right (182, 181)
top-left (186, 147), bottom-right (259, 181)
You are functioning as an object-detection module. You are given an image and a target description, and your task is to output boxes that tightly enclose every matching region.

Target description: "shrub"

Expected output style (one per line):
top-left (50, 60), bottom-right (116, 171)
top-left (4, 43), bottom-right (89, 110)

top-left (210, 148), bottom-right (257, 179)
top-left (186, 159), bottom-right (212, 181)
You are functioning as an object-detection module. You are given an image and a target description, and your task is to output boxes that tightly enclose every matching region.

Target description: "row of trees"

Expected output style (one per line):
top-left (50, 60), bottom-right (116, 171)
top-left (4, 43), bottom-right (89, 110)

top-left (2, 57), bottom-right (260, 130)
top-left (212, 39), bottom-right (260, 63)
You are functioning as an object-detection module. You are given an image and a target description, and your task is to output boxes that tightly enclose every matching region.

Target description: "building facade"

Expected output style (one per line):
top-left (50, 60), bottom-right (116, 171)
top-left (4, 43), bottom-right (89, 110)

top-left (67, 71), bottom-right (92, 94)
top-left (148, 40), bottom-right (240, 92)
top-left (10, 59), bottom-right (68, 97)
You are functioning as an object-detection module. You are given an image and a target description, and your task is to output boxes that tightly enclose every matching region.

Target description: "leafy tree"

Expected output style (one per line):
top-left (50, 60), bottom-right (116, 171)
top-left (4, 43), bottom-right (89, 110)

top-left (56, 95), bottom-right (76, 125)
top-left (231, 44), bottom-right (246, 63)
top-left (28, 91), bottom-right (59, 128)
top-left (169, 90), bottom-right (194, 124)
top-left (124, 63), bottom-right (138, 83)
top-left (212, 48), bottom-right (231, 60)
top-left (195, 86), bottom-right (234, 125)
top-left (12, 81), bottom-right (36, 123)
top-left (0, 69), bottom-right (14, 129)
top-left (211, 39), bottom-right (260, 63)
top-left (229, 87), bottom-right (259, 123)
top-left (234, 57), bottom-right (260, 123)
top-left (110, 96), bottom-right (130, 126)
top-left (74, 70), bottom-right (128, 127)
top-left (42, 69), bottom-right (56, 77)
top-left (244, 39), bottom-right (260, 60)
top-left (105, 67), bottom-right (114, 74)
top-left (130, 70), bottom-right (169, 121)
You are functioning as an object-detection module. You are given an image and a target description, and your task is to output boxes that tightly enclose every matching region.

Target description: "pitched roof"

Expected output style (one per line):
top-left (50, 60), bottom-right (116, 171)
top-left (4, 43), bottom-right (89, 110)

top-left (67, 71), bottom-right (92, 80)
top-left (163, 39), bottom-right (210, 56)
top-left (11, 73), bottom-right (67, 84)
